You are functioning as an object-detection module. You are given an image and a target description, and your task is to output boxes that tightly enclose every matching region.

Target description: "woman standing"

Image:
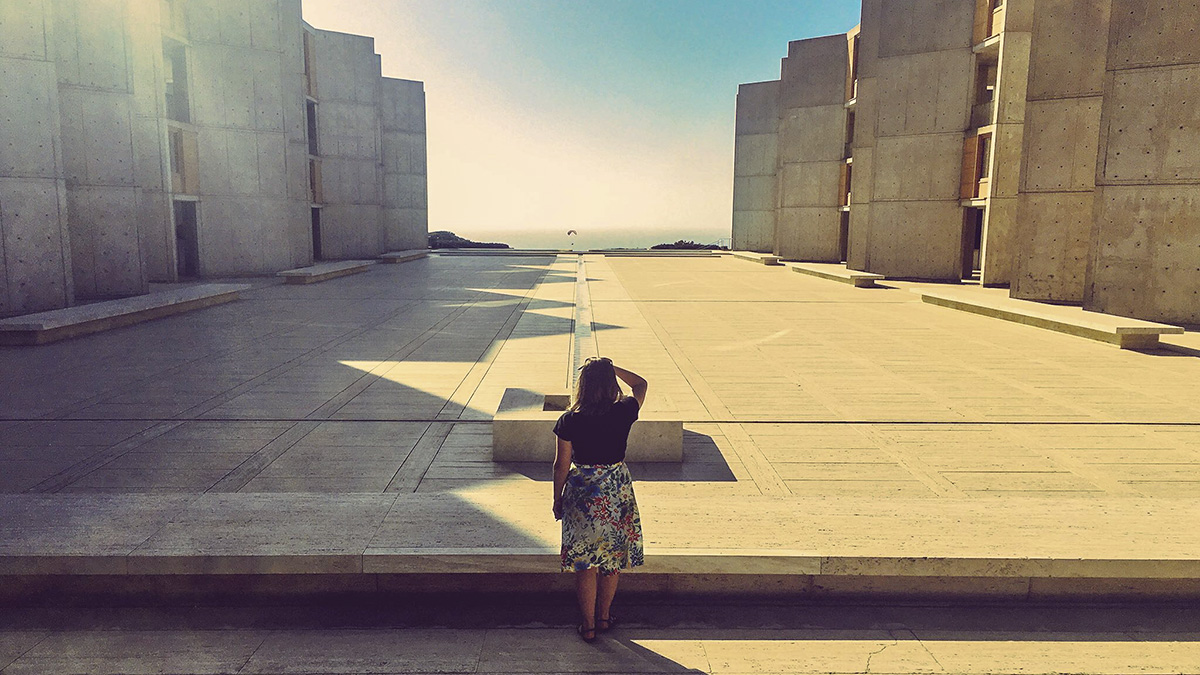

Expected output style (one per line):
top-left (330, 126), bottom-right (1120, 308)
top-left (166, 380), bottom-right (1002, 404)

top-left (552, 357), bottom-right (647, 642)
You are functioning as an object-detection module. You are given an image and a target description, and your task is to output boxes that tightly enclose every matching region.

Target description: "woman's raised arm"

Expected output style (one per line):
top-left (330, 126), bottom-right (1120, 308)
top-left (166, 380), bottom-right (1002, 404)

top-left (611, 364), bottom-right (647, 408)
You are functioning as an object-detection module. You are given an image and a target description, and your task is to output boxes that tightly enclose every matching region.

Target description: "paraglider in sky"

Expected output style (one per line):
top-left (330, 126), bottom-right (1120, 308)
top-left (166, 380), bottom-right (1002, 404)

top-left (567, 229), bottom-right (578, 251)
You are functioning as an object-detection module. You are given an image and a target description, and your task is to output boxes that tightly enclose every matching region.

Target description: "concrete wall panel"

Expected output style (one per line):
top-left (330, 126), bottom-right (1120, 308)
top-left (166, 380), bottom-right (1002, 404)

top-left (876, 49), bottom-right (973, 137)
top-left (731, 210), bottom-right (776, 253)
top-left (0, 59), bottom-right (61, 178)
top-left (1011, 192), bottom-right (1093, 302)
top-left (780, 162), bottom-right (843, 208)
top-left (847, 204), bottom-right (871, 271)
top-left (1101, 65), bottom-right (1200, 183)
top-left (1026, 0), bottom-right (1110, 100)
top-left (732, 176), bottom-right (777, 213)
top-left (778, 105), bottom-right (846, 163)
top-left (776, 207), bottom-right (843, 262)
top-left (1020, 98), bottom-right (1102, 192)
top-left (873, 134), bottom-right (963, 202)
top-left (1107, 1), bottom-right (1200, 70)
top-left (734, 81), bottom-right (780, 136)
top-left (0, 0), bottom-right (50, 59)
top-left (1087, 185), bottom-right (1200, 323)
top-left (67, 186), bottom-right (143, 297)
top-left (383, 174), bottom-right (427, 210)
top-left (781, 35), bottom-right (848, 109)
top-left (0, 177), bottom-right (71, 314)
top-left (56, 0), bottom-right (130, 91)
top-left (384, 208), bottom-right (428, 251)
top-left (877, 0), bottom-right (974, 57)
top-left (733, 134), bottom-right (777, 178)
top-left (866, 201), bottom-right (964, 278)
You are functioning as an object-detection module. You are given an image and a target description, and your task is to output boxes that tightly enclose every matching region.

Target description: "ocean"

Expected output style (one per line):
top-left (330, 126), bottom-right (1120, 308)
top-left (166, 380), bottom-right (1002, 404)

top-left (444, 227), bottom-right (732, 251)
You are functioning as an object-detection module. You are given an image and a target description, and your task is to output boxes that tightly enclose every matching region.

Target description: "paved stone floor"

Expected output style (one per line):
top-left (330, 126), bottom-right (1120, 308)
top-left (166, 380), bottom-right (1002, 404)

top-left (4, 599), bottom-right (1200, 673)
top-left (5, 254), bottom-right (1200, 672)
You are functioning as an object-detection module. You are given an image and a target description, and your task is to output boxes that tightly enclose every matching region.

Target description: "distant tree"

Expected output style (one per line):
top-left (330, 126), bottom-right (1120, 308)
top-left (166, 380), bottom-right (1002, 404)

top-left (651, 239), bottom-right (728, 251)
top-left (428, 231), bottom-right (511, 249)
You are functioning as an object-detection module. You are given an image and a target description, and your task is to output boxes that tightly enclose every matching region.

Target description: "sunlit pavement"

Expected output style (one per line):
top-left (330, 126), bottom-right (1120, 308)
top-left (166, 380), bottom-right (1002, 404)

top-left (4, 253), bottom-right (1200, 672)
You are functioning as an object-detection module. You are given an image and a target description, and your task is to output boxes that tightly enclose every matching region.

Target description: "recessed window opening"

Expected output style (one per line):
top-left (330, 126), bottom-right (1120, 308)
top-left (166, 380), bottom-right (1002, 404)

top-left (163, 40), bottom-right (189, 123)
top-left (306, 100), bottom-right (319, 156)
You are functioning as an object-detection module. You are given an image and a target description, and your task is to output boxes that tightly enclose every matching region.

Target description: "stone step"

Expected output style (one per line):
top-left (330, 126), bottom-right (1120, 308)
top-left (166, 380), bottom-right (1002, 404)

top-left (730, 251), bottom-right (783, 266)
top-left (921, 289), bottom-right (1184, 349)
top-left (378, 249), bottom-right (429, 264)
top-left (277, 260), bottom-right (376, 284)
top-left (789, 262), bottom-right (885, 287)
top-left (0, 284), bottom-right (249, 346)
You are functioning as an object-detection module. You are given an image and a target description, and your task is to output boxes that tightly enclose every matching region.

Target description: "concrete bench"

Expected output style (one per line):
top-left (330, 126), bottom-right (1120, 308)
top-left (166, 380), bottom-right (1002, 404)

top-left (378, 249), bottom-right (429, 264)
top-left (921, 289), bottom-right (1185, 349)
top-left (790, 262), bottom-right (885, 288)
top-left (731, 251), bottom-right (782, 266)
top-left (276, 260), bottom-right (375, 284)
top-left (492, 388), bottom-right (682, 462)
top-left (0, 284), bottom-right (249, 346)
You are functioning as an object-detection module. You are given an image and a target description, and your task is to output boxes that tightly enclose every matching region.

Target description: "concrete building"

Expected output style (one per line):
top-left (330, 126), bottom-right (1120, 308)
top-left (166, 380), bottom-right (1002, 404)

top-left (0, 0), bottom-right (427, 318)
top-left (734, 0), bottom-right (1198, 324)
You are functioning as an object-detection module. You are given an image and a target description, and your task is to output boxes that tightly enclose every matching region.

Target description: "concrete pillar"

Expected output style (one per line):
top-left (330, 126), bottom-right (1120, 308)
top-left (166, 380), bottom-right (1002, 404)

top-left (1084, 1), bottom-right (1200, 323)
top-left (1011, 0), bottom-right (1111, 303)
top-left (380, 77), bottom-right (428, 252)
top-left (0, 0), bottom-right (74, 316)
top-left (731, 80), bottom-right (779, 253)
top-left (774, 35), bottom-right (848, 262)
top-left (852, 0), bottom-right (976, 280)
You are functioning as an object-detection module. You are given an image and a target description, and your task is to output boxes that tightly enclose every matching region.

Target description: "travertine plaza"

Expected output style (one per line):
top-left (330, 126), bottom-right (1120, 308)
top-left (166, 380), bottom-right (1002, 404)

top-left (2, 0), bottom-right (1200, 673)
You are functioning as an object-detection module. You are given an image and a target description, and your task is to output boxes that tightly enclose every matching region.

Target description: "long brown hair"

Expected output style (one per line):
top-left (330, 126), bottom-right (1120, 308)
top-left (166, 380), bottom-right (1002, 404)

top-left (569, 357), bottom-right (622, 415)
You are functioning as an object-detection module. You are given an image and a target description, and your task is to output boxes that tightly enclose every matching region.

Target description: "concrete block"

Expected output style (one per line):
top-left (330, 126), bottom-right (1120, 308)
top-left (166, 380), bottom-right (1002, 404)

top-left (1020, 97), bottom-right (1102, 192)
top-left (790, 262), bottom-right (885, 287)
top-left (779, 161), bottom-right (843, 208)
top-left (277, 260), bottom-right (375, 284)
top-left (776, 207), bottom-right (843, 261)
top-left (0, 57), bottom-right (61, 178)
top-left (0, 283), bottom-right (248, 345)
top-left (1102, 65), bottom-right (1200, 183)
top-left (378, 249), bottom-right (427, 264)
top-left (493, 388), bottom-right (682, 462)
top-left (1026, 0), bottom-right (1110, 100)
top-left (0, 0), bottom-right (50, 59)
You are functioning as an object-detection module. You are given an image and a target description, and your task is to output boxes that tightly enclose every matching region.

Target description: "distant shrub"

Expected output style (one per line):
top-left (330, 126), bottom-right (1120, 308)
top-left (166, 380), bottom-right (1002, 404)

top-left (651, 240), bottom-right (728, 251)
top-left (428, 231), bottom-right (511, 249)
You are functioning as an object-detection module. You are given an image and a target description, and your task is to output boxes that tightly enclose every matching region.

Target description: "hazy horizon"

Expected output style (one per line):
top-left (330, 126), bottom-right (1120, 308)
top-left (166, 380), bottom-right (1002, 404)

top-left (300, 1), bottom-right (862, 243)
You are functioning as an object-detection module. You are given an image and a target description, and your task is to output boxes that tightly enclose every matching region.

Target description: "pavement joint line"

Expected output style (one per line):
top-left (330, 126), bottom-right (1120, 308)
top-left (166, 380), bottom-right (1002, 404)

top-left (383, 421), bottom-right (456, 494)
top-left (439, 265), bottom-right (556, 420)
top-left (23, 421), bottom-right (186, 494)
top-left (9, 417), bottom-right (1200, 426)
top-left (206, 420), bottom-right (323, 493)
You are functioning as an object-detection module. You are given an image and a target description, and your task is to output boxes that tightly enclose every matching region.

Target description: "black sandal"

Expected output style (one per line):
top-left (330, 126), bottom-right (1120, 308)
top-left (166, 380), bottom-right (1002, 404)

top-left (597, 614), bottom-right (618, 632)
top-left (577, 624), bottom-right (597, 643)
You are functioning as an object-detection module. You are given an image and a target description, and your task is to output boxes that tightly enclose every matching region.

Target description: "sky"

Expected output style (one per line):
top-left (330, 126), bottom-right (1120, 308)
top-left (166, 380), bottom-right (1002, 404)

top-left (301, 1), bottom-right (862, 249)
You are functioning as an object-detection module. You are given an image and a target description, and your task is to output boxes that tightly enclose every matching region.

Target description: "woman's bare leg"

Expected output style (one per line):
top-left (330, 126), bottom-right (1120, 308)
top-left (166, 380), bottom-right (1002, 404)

top-left (575, 568), bottom-right (598, 630)
top-left (596, 571), bottom-right (620, 623)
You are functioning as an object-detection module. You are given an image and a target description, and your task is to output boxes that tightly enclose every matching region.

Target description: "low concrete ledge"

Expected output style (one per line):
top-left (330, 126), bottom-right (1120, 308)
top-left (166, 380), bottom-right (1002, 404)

top-left (378, 249), bottom-right (429, 264)
top-left (731, 251), bottom-right (782, 266)
top-left (921, 290), bottom-right (1184, 349)
top-left (492, 388), bottom-right (683, 462)
top-left (277, 260), bottom-right (375, 284)
top-left (790, 262), bottom-right (885, 288)
top-left (0, 284), bottom-right (248, 346)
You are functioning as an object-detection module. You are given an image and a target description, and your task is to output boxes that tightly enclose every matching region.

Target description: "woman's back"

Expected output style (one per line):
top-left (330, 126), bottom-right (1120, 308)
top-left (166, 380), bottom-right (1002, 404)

top-left (553, 396), bottom-right (640, 465)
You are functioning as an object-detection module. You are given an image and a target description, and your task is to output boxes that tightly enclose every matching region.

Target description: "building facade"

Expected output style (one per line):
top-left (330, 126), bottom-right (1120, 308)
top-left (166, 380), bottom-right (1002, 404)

top-left (733, 0), bottom-right (1199, 325)
top-left (0, 0), bottom-right (427, 318)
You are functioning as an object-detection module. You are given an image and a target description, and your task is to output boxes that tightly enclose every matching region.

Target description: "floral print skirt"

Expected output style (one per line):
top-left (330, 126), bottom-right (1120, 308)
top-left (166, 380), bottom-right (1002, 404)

top-left (561, 462), bottom-right (644, 575)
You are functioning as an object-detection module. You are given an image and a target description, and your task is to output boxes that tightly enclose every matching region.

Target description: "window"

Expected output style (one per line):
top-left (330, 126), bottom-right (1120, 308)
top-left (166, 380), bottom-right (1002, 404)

top-left (163, 41), bottom-right (189, 123)
top-left (306, 100), bottom-right (319, 156)
top-left (168, 127), bottom-right (198, 194)
top-left (977, 133), bottom-right (993, 180)
top-left (303, 31), bottom-right (317, 97)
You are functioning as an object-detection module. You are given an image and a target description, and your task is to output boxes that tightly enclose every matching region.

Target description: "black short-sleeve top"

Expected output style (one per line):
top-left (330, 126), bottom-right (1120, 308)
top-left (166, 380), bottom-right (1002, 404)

top-left (552, 396), bottom-right (640, 465)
